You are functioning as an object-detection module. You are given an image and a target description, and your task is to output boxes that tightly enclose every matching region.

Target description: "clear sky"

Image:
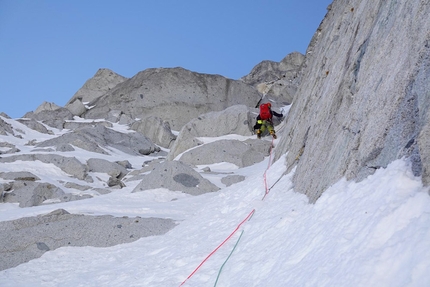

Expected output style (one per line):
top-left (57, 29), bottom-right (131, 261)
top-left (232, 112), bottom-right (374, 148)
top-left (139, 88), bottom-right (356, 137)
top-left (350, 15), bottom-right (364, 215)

top-left (0, 0), bottom-right (332, 118)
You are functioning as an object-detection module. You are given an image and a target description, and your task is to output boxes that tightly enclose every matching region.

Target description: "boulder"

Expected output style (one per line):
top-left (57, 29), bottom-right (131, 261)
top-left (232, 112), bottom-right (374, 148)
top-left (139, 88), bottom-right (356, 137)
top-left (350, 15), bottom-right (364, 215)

top-left (36, 125), bottom-right (161, 156)
top-left (221, 175), bottom-right (246, 187)
top-left (0, 116), bottom-right (14, 136)
top-left (132, 160), bottom-right (219, 195)
top-left (87, 158), bottom-right (128, 179)
top-left (0, 171), bottom-right (40, 181)
top-left (17, 118), bottom-right (52, 134)
top-left (0, 209), bottom-right (176, 271)
top-left (131, 116), bottom-right (177, 149)
top-left (26, 107), bottom-right (74, 129)
top-left (0, 154), bottom-right (88, 180)
top-left (63, 120), bottom-right (113, 130)
top-left (0, 142), bottom-right (19, 155)
top-left (168, 105), bottom-right (254, 160)
top-left (83, 67), bottom-right (261, 130)
top-left (66, 98), bottom-right (87, 116)
top-left (178, 139), bottom-right (270, 168)
top-left (1, 181), bottom-right (90, 207)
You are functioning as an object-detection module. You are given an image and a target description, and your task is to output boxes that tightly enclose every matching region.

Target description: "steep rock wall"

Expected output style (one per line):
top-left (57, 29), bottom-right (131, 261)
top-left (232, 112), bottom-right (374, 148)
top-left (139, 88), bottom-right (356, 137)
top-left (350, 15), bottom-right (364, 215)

top-left (275, 0), bottom-right (430, 202)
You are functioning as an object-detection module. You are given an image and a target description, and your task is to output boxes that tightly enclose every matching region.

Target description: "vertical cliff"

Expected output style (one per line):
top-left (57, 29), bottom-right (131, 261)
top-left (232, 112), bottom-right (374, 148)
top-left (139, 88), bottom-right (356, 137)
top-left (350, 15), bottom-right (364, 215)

top-left (275, 0), bottom-right (430, 202)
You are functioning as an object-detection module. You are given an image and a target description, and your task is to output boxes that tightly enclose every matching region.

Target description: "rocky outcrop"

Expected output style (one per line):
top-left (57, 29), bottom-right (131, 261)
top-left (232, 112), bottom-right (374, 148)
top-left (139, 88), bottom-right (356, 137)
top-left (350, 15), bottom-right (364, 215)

top-left (0, 117), bottom-right (14, 136)
top-left (83, 67), bottom-right (262, 130)
top-left (66, 68), bottom-right (128, 105)
top-left (130, 116), bottom-right (177, 149)
top-left (1, 181), bottom-right (90, 207)
top-left (17, 118), bottom-right (52, 134)
top-left (168, 105), bottom-right (254, 160)
top-left (23, 107), bottom-right (74, 129)
top-left (132, 160), bottom-right (219, 195)
top-left (178, 139), bottom-right (270, 168)
top-left (275, 0), bottom-right (430, 202)
top-left (33, 102), bottom-right (62, 114)
top-left (242, 52), bottom-right (305, 104)
top-left (35, 125), bottom-right (161, 156)
top-left (0, 209), bottom-right (176, 271)
top-left (0, 154), bottom-right (88, 180)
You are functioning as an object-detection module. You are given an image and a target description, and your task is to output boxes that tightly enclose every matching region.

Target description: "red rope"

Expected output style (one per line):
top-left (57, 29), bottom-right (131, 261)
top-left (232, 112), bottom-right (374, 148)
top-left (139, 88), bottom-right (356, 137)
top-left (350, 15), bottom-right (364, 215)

top-left (179, 209), bottom-right (256, 286)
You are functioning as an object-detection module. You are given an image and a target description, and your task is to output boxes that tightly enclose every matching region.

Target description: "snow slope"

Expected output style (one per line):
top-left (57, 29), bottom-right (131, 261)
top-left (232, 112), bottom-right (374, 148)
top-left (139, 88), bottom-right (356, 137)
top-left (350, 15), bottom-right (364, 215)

top-left (0, 119), bottom-right (430, 287)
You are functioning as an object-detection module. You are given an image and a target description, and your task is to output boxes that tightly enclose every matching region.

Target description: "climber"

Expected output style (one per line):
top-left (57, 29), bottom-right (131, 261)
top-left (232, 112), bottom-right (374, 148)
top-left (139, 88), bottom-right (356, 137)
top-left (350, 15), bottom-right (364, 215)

top-left (254, 102), bottom-right (283, 139)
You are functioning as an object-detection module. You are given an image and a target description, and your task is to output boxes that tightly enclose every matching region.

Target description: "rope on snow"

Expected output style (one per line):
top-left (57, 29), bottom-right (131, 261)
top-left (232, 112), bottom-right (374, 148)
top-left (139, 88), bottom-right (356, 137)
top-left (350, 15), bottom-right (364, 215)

top-left (180, 132), bottom-right (277, 286)
top-left (179, 209), bottom-right (255, 287)
top-left (213, 230), bottom-right (245, 287)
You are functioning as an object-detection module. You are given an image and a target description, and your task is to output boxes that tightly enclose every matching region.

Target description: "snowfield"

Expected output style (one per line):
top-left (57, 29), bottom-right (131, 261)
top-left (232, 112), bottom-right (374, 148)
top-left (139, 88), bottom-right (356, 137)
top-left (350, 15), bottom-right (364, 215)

top-left (1, 118), bottom-right (430, 287)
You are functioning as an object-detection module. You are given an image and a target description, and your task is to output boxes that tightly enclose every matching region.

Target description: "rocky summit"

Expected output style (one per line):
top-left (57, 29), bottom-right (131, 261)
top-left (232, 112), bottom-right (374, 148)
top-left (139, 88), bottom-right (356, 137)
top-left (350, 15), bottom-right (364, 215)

top-left (0, 0), bottom-right (429, 272)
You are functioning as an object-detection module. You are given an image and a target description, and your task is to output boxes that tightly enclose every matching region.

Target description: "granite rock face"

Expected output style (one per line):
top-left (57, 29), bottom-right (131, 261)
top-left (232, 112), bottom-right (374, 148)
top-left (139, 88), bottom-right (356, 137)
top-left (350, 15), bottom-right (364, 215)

top-left (168, 105), bottom-right (255, 160)
top-left (275, 0), bottom-right (430, 202)
top-left (66, 68), bottom-right (128, 105)
top-left (83, 67), bottom-right (262, 130)
top-left (242, 52), bottom-right (305, 105)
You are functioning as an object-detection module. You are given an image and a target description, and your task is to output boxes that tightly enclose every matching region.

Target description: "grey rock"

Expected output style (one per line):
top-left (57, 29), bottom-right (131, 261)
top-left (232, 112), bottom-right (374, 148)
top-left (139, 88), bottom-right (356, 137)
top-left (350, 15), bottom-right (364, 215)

top-left (168, 105), bottom-right (254, 160)
top-left (0, 154), bottom-right (88, 180)
top-left (0, 172), bottom-right (40, 181)
top-left (0, 142), bottom-right (19, 155)
top-left (131, 116), bottom-right (177, 149)
top-left (63, 182), bottom-right (91, 191)
top-left (221, 175), bottom-right (246, 187)
top-left (34, 101), bottom-right (62, 114)
top-left (66, 98), bottom-right (87, 116)
top-left (274, 0), bottom-right (430, 202)
top-left (87, 158), bottom-right (128, 179)
top-left (36, 125), bottom-right (160, 156)
top-left (0, 116), bottom-right (14, 136)
top-left (55, 144), bottom-right (75, 152)
top-left (0, 209), bottom-right (176, 271)
top-left (116, 160), bottom-right (132, 169)
top-left (125, 158), bottom-right (164, 182)
top-left (107, 176), bottom-right (126, 188)
top-left (27, 107), bottom-right (74, 129)
top-left (83, 67), bottom-right (261, 130)
top-left (179, 139), bottom-right (269, 168)
top-left (3, 182), bottom-right (66, 207)
top-left (63, 120), bottom-right (113, 130)
top-left (17, 118), bottom-right (52, 134)
top-left (418, 114), bottom-right (430, 186)
top-left (0, 112), bottom-right (11, 119)
top-left (106, 109), bottom-right (122, 123)
top-left (132, 160), bottom-right (219, 195)
top-left (67, 68), bottom-right (128, 104)
top-left (242, 52), bottom-right (305, 104)
top-left (118, 113), bottom-right (134, 125)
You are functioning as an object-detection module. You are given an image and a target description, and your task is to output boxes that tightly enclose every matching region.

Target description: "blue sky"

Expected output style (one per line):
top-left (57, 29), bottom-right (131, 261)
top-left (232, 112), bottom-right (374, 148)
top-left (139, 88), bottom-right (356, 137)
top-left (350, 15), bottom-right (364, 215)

top-left (0, 0), bottom-right (332, 118)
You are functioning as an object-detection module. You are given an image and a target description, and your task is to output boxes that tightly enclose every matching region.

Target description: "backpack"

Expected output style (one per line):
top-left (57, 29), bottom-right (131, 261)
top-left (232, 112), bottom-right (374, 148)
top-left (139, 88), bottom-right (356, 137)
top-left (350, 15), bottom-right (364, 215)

top-left (259, 103), bottom-right (272, 120)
